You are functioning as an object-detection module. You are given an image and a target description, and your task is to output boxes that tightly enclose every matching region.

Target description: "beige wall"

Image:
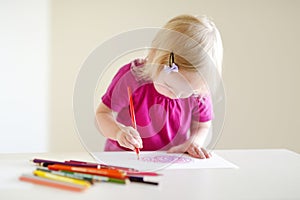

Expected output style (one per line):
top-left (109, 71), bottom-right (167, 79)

top-left (50, 0), bottom-right (300, 153)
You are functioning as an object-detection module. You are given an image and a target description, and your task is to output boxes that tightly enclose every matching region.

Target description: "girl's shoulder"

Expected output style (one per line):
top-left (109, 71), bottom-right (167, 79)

top-left (130, 58), bottom-right (147, 68)
top-left (111, 58), bottom-right (144, 80)
top-left (109, 58), bottom-right (148, 91)
top-left (115, 58), bottom-right (146, 77)
top-left (189, 93), bottom-right (212, 107)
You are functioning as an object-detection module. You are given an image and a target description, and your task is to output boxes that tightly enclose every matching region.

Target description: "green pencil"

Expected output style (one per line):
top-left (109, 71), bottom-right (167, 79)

top-left (61, 170), bottom-right (128, 184)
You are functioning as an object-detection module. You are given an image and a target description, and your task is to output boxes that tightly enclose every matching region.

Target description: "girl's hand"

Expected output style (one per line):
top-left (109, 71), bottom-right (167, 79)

top-left (116, 126), bottom-right (143, 150)
top-left (167, 141), bottom-right (211, 159)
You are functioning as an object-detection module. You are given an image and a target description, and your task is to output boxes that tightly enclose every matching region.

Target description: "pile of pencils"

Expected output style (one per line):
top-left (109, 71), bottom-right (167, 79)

top-left (19, 158), bottom-right (160, 192)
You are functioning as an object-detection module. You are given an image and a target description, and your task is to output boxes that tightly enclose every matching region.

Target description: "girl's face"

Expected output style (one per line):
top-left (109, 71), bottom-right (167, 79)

top-left (154, 68), bottom-right (206, 99)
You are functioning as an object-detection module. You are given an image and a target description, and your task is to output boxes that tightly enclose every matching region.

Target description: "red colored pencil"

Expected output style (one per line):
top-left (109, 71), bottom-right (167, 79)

top-left (48, 164), bottom-right (126, 180)
top-left (127, 87), bottom-right (140, 159)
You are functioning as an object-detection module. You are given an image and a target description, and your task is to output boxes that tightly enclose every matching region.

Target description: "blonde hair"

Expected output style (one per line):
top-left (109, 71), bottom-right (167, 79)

top-left (133, 14), bottom-right (223, 81)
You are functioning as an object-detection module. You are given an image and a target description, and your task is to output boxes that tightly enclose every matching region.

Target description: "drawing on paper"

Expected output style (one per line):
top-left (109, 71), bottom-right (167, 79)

top-left (141, 155), bottom-right (193, 164)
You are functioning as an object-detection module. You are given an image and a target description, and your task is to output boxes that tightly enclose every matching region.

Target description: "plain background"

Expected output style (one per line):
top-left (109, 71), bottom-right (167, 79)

top-left (1, 0), bottom-right (299, 153)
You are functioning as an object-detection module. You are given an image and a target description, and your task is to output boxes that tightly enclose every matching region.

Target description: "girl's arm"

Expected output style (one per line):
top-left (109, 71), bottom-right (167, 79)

top-left (95, 102), bottom-right (142, 150)
top-left (190, 120), bottom-right (211, 147)
top-left (168, 120), bottom-right (212, 159)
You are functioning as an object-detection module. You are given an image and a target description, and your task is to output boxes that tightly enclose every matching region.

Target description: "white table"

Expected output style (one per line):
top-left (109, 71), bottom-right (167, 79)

top-left (1, 149), bottom-right (299, 200)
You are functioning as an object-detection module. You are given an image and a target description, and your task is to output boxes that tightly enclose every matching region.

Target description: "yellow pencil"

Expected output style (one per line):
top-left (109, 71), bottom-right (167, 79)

top-left (33, 170), bottom-right (91, 188)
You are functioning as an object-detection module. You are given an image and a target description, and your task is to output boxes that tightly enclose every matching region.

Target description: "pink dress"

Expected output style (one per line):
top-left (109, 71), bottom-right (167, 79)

top-left (101, 60), bottom-right (213, 151)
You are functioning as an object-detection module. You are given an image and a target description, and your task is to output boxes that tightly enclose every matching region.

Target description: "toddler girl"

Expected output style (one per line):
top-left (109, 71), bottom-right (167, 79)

top-left (96, 14), bottom-right (223, 159)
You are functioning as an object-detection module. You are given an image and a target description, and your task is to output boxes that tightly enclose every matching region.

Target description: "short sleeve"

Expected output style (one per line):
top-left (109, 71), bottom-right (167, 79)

top-left (191, 95), bottom-right (214, 122)
top-left (101, 63), bottom-right (133, 112)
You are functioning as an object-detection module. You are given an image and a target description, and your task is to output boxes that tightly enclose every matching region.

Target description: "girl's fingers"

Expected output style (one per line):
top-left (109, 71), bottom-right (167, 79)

top-left (189, 146), bottom-right (205, 159)
top-left (128, 127), bottom-right (143, 148)
top-left (132, 135), bottom-right (143, 147)
top-left (116, 130), bottom-right (137, 150)
top-left (138, 139), bottom-right (143, 148)
top-left (120, 138), bottom-right (135, 150)
top-left (134, 138), bottom-right (143, 149)
top-left (187, 147), bottom-right (198, 158)
top-left (201, 148), bottom-right (211, 158)
top-left (194, 147), bottom-right (206, 159)
top-left (186, 146), bottom-right (207, 159)
top-left (125, 134), bottom-right (141, 149)
top-left (128, 127), bottom-right (140, 136)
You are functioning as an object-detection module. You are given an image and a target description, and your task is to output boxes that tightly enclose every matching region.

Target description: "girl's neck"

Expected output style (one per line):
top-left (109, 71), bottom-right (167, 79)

top-left (153, 82), bottom-right (178, 99)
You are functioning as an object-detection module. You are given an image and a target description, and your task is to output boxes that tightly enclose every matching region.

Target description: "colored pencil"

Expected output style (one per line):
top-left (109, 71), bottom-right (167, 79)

top-left (19, 174), bottom-right (87, 192)
top-left (127, 86), bottom-right (140, 159)
top-left (66, 160), bottom-right (138, 171)
top-left (61, 170), bottom-right (127, 184)
top-left (36, 167), bottom-right (94, 184)
top-left (126, 171), bottom-right (161, 176)
top-left (32, 158), bottom-right (99, 168)
top-left (48, 164), bottom-right (126, 180)
top-left (33, 170), bottom-right (91, 188)
top-left (32, 158), bottom-right (138, 171)
top-left (128, 176), bottom-right (159, 186)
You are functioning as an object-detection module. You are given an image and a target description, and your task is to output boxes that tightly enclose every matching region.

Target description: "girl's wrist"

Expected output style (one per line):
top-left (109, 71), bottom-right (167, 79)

top-left (188, 135), bottom-right (205, 147)
top-left (113, 123), bottom-right (126, 141)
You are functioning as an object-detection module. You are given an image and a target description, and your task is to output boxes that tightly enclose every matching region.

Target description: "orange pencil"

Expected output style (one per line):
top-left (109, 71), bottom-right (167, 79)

top-left (48, 164), bottom-right (126, 180)
top-left (127, 86), bottom-right (140, 159)
top-left (19, 174), bottom-right (86, 192)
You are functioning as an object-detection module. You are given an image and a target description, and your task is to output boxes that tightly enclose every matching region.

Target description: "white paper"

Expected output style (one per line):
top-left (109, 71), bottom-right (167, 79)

top-left (92, 151), bottom-right (238, 171)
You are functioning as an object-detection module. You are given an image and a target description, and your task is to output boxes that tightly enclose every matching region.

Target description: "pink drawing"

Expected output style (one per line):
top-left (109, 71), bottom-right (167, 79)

top-left (141, 155), bottom-right (192, 164)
